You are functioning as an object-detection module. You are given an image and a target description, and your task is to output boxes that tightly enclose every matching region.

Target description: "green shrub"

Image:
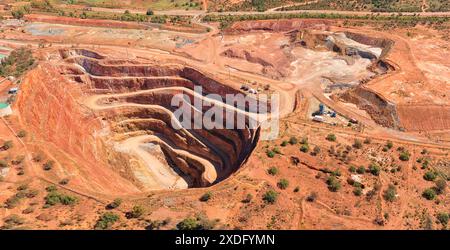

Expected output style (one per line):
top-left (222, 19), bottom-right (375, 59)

top-left (199, 192), bottom-right (212, 202)
top-left (422, 188), bottom-right (437, 200)
top-left (288, 137), bottom-right (298, 145)
top-left (17, 130), bottom-right (27, 138)
top-left (107, 198), bottom-right (123, 209)
top-left (146, 9), bottom-right (154, 16)
top-left (267, 167), bottom-right (278, 176)
top-left (353, 139), bottom-right (363, 149)
top-left (423, 171), bottom-right (437, 181)
top-left (364, 138), bottom-right (371, 144)
top-left (326, 176), bottom-right (341, 192)
top-left (280, 141), bottom-right (288, 147)
top-left (95, 212), bottom-right (119, 230)
top-left (242, 194), bottom-right (253, 203)
top-left (312, 146), bottom-right (321, 155)
top-left (277, 179), bottom-right (289, 190)
top-left (176, 217), bottom-right (200, 230)
top-left (368, 163), bottom-right (381, 176)
top-left (59, 178), bottom-right (69, 185)
top-left (326, 134), bottom-right (336, 142)
top-left (353, 187), bottom-right (363, 196)
top-left (127, 205), bottom-right (144, 219)
top-left (293, 186), bottom-right (300, 192)
top-left (43, 160), bottom-right (55, 171)
top-left (263, 190), bottom-right (278, 204)
top-left (300, 144), bottom-right (309, 153)
top-left (306, 192), bottom-right (317, 202)
top-left (386, 141), bottom-right (393, 149)
top-left (3, 140), bottom-right (13, 150)
top-left (399, 151), bottom-right (410, 161)
top-left (348, 166), bottom-right (357, 173)
top-left (45, 192), bottom-right (77, 206)
top-left (272, 147), bottom-right (281, 154)
top-left (435, 179), bottom-right (446, 194)
top-left (45, 185), bottom-right (57, 192)
top-left (356, 166), bottom-right (366, 174)
top-left (383, 184), bottom-right (397, 202)
top-left (266, 150), bottom-right (275, 158)
top-left (331, 169), bottom-right (341, 177)
top-left (437, 213), bottom-right (449, 226)
top-left (0, 160), bottom-right (8, 168)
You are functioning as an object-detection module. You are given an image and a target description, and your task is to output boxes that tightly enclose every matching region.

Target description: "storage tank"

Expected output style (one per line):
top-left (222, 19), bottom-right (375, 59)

top-left (0, 103), bottom-right (12, 117)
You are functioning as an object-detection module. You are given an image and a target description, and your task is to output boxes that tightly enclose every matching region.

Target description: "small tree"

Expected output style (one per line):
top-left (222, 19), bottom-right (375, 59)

top-left (263, 190), bottom-right (278, 204)
top-left (277, 179), bottom-right (289, 190)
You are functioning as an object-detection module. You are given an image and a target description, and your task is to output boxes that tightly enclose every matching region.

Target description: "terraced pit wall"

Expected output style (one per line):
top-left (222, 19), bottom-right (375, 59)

top-left (61, 49), bottom-right (263, 188)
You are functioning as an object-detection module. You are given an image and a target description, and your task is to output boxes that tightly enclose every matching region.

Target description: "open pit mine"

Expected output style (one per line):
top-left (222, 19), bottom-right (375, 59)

top-left (0, 7), bottom-right (449, 230)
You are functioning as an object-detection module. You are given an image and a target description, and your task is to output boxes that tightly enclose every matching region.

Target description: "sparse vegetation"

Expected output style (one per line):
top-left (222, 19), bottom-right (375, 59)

top-left (0, 47), bottom-right (35, 78)
top-left (306, 192), bottom-right (317, 202)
